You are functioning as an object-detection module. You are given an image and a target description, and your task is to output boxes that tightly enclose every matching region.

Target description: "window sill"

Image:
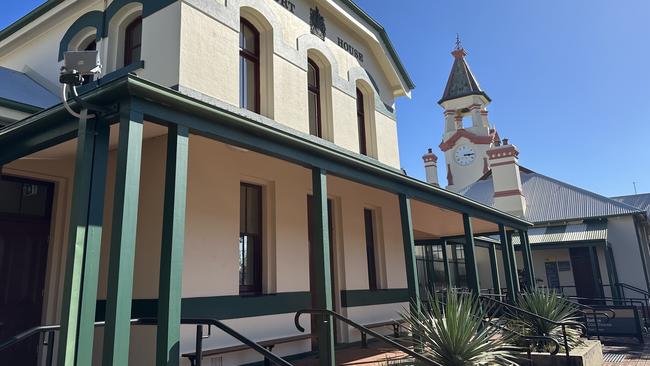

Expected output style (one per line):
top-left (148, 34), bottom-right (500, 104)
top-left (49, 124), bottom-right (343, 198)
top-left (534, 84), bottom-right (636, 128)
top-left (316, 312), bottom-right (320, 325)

top-left (77, 60), bottom-right (145, 94)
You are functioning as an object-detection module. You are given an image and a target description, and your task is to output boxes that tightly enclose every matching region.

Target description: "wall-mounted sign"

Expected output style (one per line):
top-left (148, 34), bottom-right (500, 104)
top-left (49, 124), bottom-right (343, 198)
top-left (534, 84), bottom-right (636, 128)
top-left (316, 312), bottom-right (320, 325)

top-left (310, 7), bottom-right (326, 40)
top-left (586, 305), bottom-right (644, 343)
top-left (557, 261), bottom-right (571, 272)
top-left (274, 0), bottom-right (296, 13)
top-left (337, 37), bottom-right (364, 63)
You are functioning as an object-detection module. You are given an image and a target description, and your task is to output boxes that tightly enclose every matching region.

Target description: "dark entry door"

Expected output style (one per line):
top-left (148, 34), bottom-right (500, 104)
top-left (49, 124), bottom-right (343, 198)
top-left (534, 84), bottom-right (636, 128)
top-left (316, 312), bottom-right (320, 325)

top-left (569, 247), bottom-right (603, 304)
top-left (0, 176), bottom-right (53, 365)
top-left (307, 197), bottom-right (335, 349)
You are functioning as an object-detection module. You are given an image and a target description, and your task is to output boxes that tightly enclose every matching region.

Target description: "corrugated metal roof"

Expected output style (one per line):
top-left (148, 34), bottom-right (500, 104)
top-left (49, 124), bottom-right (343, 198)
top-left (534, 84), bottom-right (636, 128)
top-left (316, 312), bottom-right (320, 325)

top-left (460, 168), bottom-right (642, 223)
top-left (611, 193), bottom-right (650, 217)
top-left (511, 222), bottom-right (607, 245)
top-left (0, 67), bottom-right (58, 109)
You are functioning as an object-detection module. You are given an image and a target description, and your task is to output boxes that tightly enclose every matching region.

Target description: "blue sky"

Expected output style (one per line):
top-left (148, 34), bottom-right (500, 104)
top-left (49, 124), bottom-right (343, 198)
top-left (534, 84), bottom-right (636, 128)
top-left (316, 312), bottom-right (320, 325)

top-left (2, 1), bottom-right (649, 197)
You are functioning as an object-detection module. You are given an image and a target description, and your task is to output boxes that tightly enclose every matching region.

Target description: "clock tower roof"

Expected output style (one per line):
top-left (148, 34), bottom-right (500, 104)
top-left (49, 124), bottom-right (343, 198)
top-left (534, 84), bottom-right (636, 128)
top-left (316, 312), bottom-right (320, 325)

top-left (438, 37), bottom-right (490, 105)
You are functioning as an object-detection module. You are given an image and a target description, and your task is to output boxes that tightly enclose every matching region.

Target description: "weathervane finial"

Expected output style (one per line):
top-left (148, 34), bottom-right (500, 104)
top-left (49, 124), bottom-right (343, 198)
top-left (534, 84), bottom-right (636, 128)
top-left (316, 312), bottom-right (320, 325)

top-left (451, 33), bottom-right (467, 59)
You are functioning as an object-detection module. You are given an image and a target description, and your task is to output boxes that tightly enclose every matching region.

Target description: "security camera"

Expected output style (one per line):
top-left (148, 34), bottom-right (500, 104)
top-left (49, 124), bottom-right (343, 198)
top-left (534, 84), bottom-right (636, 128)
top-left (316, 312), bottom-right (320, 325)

top-left (59, 50), bottom-right (101, 86)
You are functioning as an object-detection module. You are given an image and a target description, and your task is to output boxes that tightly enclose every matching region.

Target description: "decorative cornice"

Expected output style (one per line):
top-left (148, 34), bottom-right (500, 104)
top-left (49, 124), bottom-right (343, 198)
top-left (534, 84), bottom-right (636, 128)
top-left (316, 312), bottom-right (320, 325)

top-left (439, 128), bottom-right (495, 152)
top-left (490, 160), bottom-right (517, 168)
top-left (487, 145), bottom-right (519, 160)
top-left (422, 149), bottom-right (438, 164)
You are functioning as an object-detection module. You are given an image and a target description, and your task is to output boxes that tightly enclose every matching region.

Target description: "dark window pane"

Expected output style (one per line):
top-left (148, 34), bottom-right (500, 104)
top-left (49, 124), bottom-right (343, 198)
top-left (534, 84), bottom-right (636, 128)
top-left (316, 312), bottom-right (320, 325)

top-left (240, 57), bottom-right (258, 112)
top-left (308, 92), bottom-right (320, 136)
top-left (239, 183), bottom-right (262, 294)
top-left (240, 21), bottom-right (258, 54)
top-left (308, 62), bottom-right (317, 88)
top-left (124, 17), bottom-right (142, 66)
top-left (356, 88), bottom-right (367, 155)
top-left (364, 209), bottom-right (377, 290)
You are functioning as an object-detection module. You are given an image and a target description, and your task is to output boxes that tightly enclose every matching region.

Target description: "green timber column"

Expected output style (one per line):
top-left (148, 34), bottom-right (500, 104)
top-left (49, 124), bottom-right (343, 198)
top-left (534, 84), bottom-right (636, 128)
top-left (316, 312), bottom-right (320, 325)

top-left (604, 246), bottom-right (621, 299)
top-left (58, 113), bottom-right (110, 366)
top-left (524, 231), bottom-right (536, 289)
top-left (488, 242), bottom-right (502, 295)
top-left (506, 231), bottom-right (521, 293)
top-left (461, 214), bottom-right (480, 293)
top-left (499, 224), bottom-right (516, 301)
top-left (424, 245), bottom-right (436, 294)
top-left (399, 194), bottom-right (421, 312)
top-left (310, 168), bottom-right (335, 366)
top-left (156, 125), bottom-right (189, 366)
top-left (519, 230), bottom-right (535, 291)
top-left (103, 104), bottom-right (144, 366)
top-left (441, 240), bottom-right (452, 290)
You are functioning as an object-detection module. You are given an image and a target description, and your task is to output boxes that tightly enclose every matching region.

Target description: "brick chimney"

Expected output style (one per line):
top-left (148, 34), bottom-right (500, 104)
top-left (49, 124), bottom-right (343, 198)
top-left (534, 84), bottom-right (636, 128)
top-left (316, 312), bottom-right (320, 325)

top-left (422, 148), bottom-right (439, 186)
top-left (487, 139), bottom-right (526, 216)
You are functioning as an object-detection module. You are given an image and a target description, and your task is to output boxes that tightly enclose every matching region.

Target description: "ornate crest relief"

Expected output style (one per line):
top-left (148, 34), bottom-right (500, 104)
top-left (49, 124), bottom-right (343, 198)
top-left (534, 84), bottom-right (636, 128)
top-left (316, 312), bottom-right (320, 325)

top-left (310, 7), bottom-right (326, 40)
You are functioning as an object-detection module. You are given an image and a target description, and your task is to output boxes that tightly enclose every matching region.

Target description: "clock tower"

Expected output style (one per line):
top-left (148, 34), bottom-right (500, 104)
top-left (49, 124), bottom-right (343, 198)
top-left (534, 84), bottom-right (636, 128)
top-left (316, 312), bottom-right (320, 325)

top-left (438, 40), bottom-right (498, 192)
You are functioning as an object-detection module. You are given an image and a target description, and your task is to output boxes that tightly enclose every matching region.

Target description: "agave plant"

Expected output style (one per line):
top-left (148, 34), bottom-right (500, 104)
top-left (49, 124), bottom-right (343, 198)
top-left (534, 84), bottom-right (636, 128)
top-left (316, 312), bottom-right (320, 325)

top-left (506, 289), bottom-right (583, 352)
top-left (400, 292), bottom-right (518, 366)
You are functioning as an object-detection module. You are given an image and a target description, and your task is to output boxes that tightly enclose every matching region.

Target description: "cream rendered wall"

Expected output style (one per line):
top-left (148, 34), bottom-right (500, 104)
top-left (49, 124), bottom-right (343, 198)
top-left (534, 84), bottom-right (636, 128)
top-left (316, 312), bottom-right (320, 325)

top-left (176, 0), bottom-right (402, 168)
top-left (475, 246), bottom-right (495, 290)
top-left (609, 216), bottom-right (648, 292)
top-left (179, 3), bottom-right (239, 105)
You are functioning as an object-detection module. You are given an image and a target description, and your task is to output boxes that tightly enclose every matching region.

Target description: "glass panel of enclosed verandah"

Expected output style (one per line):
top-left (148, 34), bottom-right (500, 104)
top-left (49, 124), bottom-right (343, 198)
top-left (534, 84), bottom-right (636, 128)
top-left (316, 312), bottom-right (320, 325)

top-left (0, 76), bottom-right (531, 366)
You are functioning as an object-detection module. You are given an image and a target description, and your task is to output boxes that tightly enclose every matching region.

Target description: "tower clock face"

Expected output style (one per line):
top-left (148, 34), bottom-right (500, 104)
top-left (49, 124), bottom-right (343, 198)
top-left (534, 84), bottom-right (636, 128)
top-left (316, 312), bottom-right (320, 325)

top-left (454, 145), bottom-right (476, 166)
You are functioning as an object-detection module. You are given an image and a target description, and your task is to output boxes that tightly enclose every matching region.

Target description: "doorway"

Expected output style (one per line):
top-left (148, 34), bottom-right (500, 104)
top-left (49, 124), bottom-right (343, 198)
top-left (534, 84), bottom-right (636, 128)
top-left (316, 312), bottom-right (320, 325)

top-left (569, 247), bottom-right (603, 304)
top-left (0, 176), bottom-right (54, 365)
top-left (307, 196), bottom-right (337, 349)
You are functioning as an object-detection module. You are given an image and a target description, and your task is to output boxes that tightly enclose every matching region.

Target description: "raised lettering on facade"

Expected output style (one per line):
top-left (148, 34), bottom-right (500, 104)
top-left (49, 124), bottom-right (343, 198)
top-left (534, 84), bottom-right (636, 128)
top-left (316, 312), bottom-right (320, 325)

top-left (337, 37), bottom-right (364, 63)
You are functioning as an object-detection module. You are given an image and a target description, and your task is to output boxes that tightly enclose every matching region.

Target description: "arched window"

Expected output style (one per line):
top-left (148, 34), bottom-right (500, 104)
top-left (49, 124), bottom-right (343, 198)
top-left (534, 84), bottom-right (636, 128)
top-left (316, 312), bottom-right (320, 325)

top-left (240, 19), bottom-right (260, 113)
top-left (307, 59), bottom-right (322, 137)
top-left (123, 16), bottom-right (142, 66)
top-left (356, 88), bottom-right (368, 155)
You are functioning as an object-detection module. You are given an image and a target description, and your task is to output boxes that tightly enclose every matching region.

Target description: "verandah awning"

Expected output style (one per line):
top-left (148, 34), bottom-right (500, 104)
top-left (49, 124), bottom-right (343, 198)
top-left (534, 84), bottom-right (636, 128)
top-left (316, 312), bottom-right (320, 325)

top-left (511, 222), bottom-right (607, 248)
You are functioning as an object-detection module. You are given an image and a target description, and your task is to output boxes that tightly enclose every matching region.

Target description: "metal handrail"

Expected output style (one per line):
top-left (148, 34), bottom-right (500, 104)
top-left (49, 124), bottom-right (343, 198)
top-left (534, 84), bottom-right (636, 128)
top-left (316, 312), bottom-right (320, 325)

top-left (479, 295), bottom-right (586, 361)
top-left (0, 318), bottom-right (292, 366)
top-left (294, 308), bottom-right (440, 365)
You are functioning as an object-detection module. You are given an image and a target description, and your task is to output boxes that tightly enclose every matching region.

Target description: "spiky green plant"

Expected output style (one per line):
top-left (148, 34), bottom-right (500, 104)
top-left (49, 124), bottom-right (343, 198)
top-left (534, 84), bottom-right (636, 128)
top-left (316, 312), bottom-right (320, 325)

top-left (400, 292), bottom-right (518, 366)
top-left (507, 289), bottom-right (583, 352)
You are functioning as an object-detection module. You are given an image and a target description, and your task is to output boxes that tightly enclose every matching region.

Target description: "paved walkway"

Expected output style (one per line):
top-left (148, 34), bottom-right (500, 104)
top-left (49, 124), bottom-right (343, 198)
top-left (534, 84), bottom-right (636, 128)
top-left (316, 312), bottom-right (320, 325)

top-left (603, 337), bottom-right (650, 365)
top-left (291, 344), bottom-right (407, 366)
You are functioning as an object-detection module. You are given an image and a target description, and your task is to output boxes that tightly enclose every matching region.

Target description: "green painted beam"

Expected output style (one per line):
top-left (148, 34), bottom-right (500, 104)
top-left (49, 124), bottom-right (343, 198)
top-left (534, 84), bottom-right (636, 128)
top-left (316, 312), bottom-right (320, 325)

top-left (310, 168), bottom-right (335, 366)
top-left (488, 243), bottom-right (501, 296)
top-left (499, 225), bottom-right (516, 301)
top-left (441, 240), bottom-right (452, 290)
top-left (103, 103), bottom-right (144, 366)
top-left (57, 114), bottom-right (109, 366)
top-left (519, 230), bottom-right (535, 291)
top-left (462, 214), bottom-right (480, 293)
top-left (156, 125), bottom-right (189, 366)
top-left (398, 194), bottom-right (420, 311)
top-left (124, 83), bottom-right (531, 231)
top-left (340, 289), bottom-right (409, 307)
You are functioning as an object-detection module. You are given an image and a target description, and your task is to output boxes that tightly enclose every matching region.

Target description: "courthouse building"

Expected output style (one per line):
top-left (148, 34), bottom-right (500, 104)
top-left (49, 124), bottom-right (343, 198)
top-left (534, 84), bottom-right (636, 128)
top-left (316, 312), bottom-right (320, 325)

top-left (419, 44), bottom-right (650, 303)
top-left (0, 1), bottom-right (532, 365)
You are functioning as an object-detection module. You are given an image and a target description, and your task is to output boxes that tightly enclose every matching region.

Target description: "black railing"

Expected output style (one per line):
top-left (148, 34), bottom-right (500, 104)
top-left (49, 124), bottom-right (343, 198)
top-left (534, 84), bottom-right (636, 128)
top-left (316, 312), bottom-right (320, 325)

top-left (479, 295), bottom-right (586, 362)
top-left (294, 308), bottom-right (440, 365)
top-left (0, 318), bottom-right (292, 366)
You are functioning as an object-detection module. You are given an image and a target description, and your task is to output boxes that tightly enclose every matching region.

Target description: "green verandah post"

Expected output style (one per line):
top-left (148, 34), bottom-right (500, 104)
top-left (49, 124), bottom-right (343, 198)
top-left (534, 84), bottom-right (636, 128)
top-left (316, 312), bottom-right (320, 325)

top-left (519, 230), bottom-right (535, 291)
top-left (156, 124), bottom-right (189, 366)
top-left (506, 231), bottom-right (521, 293)
top-left (310, 168), bottom-right (335, 366)
top-left (441, 240), bottom-right (452, 290)
top-left (103, 103), bottom-right (144, 366)
top-left (58, 112), bottom-right (110, 366)
top-left (488, 242), bottom-right (502, 296)
top-left (462, 214), bottom-right (481, 294)
top-left (499, 224), bottom-right (517, 301)
top-left (399, 194), bottom-right (421, 313)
